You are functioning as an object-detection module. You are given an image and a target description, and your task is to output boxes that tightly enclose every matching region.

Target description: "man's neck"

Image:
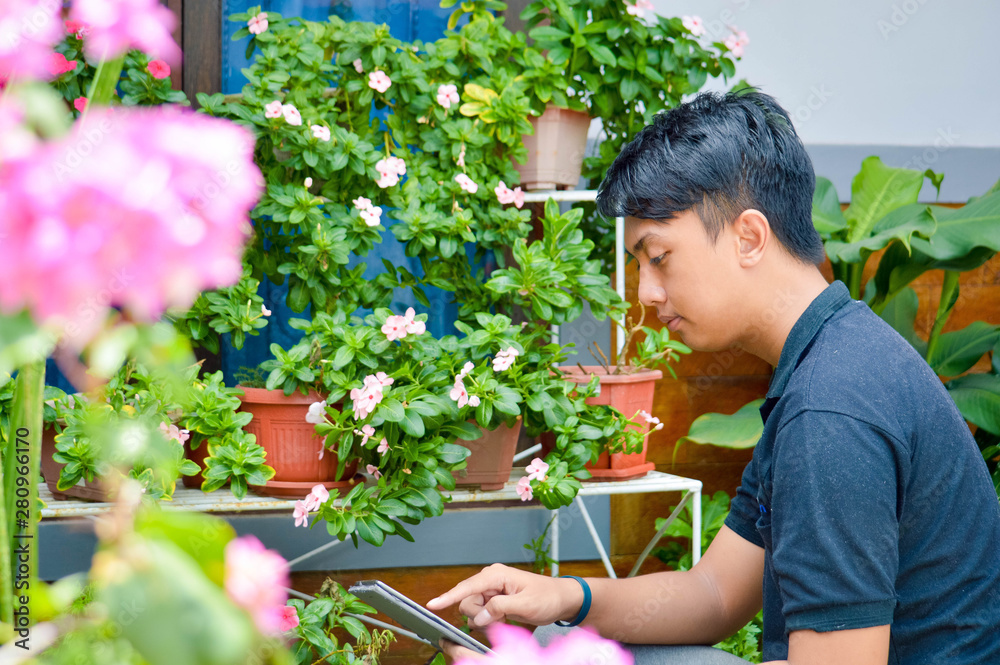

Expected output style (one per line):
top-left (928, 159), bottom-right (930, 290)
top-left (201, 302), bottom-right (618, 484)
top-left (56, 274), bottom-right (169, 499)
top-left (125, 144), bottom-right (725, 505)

top-left (736, 269), bottom-right (832, 367)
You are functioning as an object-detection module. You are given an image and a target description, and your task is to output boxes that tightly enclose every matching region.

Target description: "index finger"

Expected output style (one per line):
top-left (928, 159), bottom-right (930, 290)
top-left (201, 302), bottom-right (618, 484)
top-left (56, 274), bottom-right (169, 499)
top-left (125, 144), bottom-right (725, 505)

top-left (426, 566), bottom-right (506, 610)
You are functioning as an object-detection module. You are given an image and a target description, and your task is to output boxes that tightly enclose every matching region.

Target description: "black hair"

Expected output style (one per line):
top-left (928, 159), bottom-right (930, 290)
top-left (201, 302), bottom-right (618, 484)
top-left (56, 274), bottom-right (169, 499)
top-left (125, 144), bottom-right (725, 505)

top-left (596, 89), bottom-right (825, 264)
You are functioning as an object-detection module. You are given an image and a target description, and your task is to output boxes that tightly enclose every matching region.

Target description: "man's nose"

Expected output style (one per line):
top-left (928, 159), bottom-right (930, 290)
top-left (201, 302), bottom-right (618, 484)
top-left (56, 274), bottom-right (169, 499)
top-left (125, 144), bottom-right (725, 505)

top-left (636, 273), bottom-right (666, 309)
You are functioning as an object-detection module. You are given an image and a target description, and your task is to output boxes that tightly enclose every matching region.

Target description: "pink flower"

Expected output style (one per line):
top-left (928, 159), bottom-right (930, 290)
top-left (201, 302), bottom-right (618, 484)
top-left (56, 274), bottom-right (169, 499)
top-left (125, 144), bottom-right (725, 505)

top-left (625, 0), bottom-right (654, 18)
top-left (261, 304), bottom-right (272, 317)
top-left (724, 28), bottom-right (749, 58)
top-left (455, 173), bottom-right (478, 194)
top-left (353, 58), bottom-right (363, 73)
top-left (158, 421), bottom-right (190, 445)
top-left (495, 181), bottom-right (515, 205)
top-left (457, 144), bottom-right (466, 168)
top-left (366, 464), bottom-right (382, 480)
top-left (492, 347), bottom-right (519, 372)
top-left (302, 484), bottom-right (330, 511)
top-left (512, 186), bottom-right (524, 209)
top-left (73, 97), bottom-right (89, 112)
top-left (375, 155), bottom-right (405, 188)
top-left (293, 500), bottom-right (309, 527)
top-left (360, 207), bottom-right (382, 227)
top-left (357, 424), bottom-right (376, 446)
top-left (0, 96), bottom-right (38, 160)
top-left (310, 124), bottom-right (330, 141)
top-left (264, 100), bottom-right (283, 119)
top-left (373, 372), bottom-right (394, 387)
top-left (278, 605), bottom-right (299, 632)
top-left (0, 107), bottom-right (262, 342)
top-left (450, 379), bottom-right (469, 408)
top-left (381, 314), bottom-right (409, 341)
top-left (376, 171), bottom-right (398, 188)
top-left (281, 103), bottom-right (302, 126)
top-left (436, 83), bottom-right (460, 109)
top-left (402, 307), bottom-right (425, 335)
top-left (353, 196), bottom-right (373, 211)
top-left (682, 16), bottom-right (706, 37)
top-left (525, 457), bottom-right (549, 481)
top-left (0, 1), bottom-right (63, 80)
top-left (65, 20), bottom-right (91, 38)
top-left (515, 476), bottom-right (533, 501)
top-left (48, 53), bottom-right (78, 77)
top-left (146, 59), bottom-right (170, 79)
top-left (458, 361), bottom-right (475, 379)
top-left (454, 623), bottom-right (632, 665)
top-left (377, 438), bottom-right (389, 455)
top-left (70, 0), bottom-right (182, 66)
top-left (247, 12), bottom-right (268, 35)
top-left (468, 395), bottom-right (481, 408)
top-left (224, 535), bottom-right (290, 634)
top-left (305, 401), bottom-right (327, 425)
top-left (368, 70), bottom-right (392, 94)
top-left (350, 378), bottom-right (386, 420)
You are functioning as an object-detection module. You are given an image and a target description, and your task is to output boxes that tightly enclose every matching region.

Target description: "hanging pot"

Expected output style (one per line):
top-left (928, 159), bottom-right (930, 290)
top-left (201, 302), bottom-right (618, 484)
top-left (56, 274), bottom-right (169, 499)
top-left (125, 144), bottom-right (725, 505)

top-left (514, 105), bottom-right (591, 191)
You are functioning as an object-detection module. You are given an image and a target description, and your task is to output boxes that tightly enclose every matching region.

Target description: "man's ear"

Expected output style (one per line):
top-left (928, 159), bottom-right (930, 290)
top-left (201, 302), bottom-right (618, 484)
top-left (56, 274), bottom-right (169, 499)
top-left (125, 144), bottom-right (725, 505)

top-left (734, 209), bottom-right (770, 268)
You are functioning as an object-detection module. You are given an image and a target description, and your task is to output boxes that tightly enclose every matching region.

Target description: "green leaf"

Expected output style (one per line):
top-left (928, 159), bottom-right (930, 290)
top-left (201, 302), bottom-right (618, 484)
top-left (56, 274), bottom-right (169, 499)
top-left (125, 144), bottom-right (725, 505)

top-left (587, 44), bottom-right (617, 66)
top-left (914, 189), bottom-right (1000, 261)
top-left (355, 517), bottom-right (385, 546)
top-left (378, 398), bottom-right (405, 423)
top-left (945, 374), bottom-right (1000, 435)
top-left (811, 177), bottom-right (848, 235)
top-left (876, 287), bottom-right (927, 357)
top-left (438, 443), bottom-right (471, 465)
top-left (927, 322), bottom-right (1000, 377)
top-left (824, 204), bottom-right (936, 264)
top-left (400, 408), bottom-right (426, 437)
top-left (677, 400), bottom-right (765, 449)
top-left (528, 26), bottom-right (571, 42)
top-left (843, 157), bottom-right (926, 243)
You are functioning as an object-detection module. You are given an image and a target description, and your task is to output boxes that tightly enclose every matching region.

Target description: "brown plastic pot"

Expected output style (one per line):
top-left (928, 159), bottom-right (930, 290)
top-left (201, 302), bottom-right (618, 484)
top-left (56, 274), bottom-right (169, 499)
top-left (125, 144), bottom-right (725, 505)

top-left (40, 426), bottom-right (109, 501)
top-left (543, 366), bottom-right (663, 480)
top-left (452, 417), bottom-right (522, 491)
top-left (514, 105), bottom-right (591, 191)
top-left (237, 386), bottom-right (358, 498)
top-left (181, 436), bottom-right (217, 489)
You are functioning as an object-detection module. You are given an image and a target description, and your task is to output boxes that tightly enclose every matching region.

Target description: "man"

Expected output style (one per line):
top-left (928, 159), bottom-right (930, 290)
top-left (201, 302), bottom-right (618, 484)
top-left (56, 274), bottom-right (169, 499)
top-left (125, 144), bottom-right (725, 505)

top-left (426, 90), bottom-right (1000, 664)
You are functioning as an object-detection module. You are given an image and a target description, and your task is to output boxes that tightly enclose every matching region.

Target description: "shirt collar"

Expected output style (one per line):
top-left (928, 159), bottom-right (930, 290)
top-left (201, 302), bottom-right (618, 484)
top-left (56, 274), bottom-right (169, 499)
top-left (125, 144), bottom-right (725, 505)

top-left (766, 280), bottom-right (852, 399)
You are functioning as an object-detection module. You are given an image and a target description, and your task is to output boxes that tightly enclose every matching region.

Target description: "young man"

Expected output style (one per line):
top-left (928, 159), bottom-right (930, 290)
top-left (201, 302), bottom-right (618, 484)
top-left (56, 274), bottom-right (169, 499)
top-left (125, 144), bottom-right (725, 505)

top-left (426, 90), bottom-right (1000, 664)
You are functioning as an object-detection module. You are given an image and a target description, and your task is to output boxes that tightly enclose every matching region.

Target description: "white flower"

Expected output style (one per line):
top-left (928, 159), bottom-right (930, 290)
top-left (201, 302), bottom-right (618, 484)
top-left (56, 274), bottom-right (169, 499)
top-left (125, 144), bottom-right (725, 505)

top-left (260, 304), bottom-right (272, 317)
top-left (436, 83), bottom-right (460, 109)
top-left (468, 395), bottom-right (481, 407)
top-left (454, 173), bottom-right (478, 194)
top-left (525, 457), bottom-right (549, 481)
top-left (305, 401), bottom-right (327, 425)
top-left (310, 125), bottom-right (330, 141)
top-left (353, 58), bottom-right (363, 73)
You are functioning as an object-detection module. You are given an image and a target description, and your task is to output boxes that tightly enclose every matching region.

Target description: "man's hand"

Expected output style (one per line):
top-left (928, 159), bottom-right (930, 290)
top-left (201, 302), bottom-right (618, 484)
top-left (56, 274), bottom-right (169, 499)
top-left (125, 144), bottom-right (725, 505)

top-left (426, 563), bottom-right (583, 628)
top-left (438, 639), bottom-right (486, 663)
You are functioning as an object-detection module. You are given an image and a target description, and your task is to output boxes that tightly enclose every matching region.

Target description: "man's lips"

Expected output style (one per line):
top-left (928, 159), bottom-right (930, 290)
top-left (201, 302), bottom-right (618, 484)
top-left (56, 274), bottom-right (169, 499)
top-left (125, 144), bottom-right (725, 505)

top-left (658, 314), bottom-right (683, 331)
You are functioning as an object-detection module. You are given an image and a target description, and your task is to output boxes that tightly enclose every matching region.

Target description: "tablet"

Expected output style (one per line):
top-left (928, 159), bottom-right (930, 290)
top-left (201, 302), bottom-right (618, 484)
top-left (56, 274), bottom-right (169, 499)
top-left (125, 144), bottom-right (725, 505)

top-left (349, 580), bottom-right (493, 655)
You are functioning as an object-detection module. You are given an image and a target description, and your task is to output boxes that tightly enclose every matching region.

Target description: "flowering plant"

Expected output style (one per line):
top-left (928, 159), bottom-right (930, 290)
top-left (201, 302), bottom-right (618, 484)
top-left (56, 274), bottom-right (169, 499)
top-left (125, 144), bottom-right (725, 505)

top-left (454, 622), bottom-right (633, 665)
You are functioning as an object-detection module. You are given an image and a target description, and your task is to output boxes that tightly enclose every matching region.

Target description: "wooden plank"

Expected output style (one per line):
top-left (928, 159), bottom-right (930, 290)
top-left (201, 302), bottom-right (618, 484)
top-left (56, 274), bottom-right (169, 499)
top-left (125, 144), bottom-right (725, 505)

top-left (165, 0), bottom-right (183, 92)
top-left (182, 0), bottom-right (222, 102)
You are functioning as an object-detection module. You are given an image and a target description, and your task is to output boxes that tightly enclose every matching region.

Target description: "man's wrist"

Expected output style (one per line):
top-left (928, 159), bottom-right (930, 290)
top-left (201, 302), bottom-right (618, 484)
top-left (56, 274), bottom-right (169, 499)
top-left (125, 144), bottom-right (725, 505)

top-left (555, 576), bottom-right (591, 626)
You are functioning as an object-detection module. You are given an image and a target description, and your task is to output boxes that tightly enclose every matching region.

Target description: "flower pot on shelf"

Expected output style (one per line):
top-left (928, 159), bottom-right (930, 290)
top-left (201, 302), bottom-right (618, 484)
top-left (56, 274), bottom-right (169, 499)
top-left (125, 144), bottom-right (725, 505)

top-left (40, 426), bottom-right (109, 501)
top-left (452, 416), bottom-right (522, 491)
top-left (514, 105), bottom-right (591, 191)
top-left (542, 366), bottom-right (663, 480)
top-left (181, 437), bottom-right (219, 489)
top-left (237, 386), bottom-right (357, 498)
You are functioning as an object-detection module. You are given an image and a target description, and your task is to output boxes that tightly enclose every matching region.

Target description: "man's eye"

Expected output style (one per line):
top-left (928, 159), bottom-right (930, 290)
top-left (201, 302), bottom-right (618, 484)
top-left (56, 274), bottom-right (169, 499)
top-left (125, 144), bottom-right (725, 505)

top-left (650, 252), bottom-right (667, 267)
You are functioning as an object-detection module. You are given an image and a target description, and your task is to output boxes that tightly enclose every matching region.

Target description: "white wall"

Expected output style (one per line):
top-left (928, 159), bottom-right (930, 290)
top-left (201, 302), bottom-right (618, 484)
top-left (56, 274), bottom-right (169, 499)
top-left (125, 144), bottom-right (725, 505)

top-left (654, 0), bottom-right (999, 148)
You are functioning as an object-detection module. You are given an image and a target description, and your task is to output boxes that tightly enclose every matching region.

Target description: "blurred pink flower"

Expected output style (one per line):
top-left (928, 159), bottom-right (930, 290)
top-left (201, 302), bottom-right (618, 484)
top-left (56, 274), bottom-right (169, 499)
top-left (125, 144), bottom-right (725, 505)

top-left (512, 186), bottom-right (524, 208)
top-left (0, 107), bottom-right (262, 342)
top-left (353, 58), bottom-right (363, 73)
top-left (458, 361), bottom-right (475, 380)
top-left (381, 314), bottom-right (408, 341)
top-left (375, 155), bottom-right (405, 188)
top-left (350, 382), bottom-right (384, 420)
top-left (302, 484), bottom-right (329, 511)
top-left (724, 28), bottom-right (749, 58)
top-left (360, 207), bottom-right (382, 227)
top-left (373, 371), bottom-right (394, 387)
top-left (455, 624), bottom-right (633, 665)
top-left (436, 83), bottom-right (460, 109)
top-left (368, 70), bottom-right (391, 93)
top-left (492, 347), bottom-right (519, 372)
top-left (455, 173), bottom-right (478, 194)
top-left (682, 16), bottom-right (706, 37)
top-left (293, 500), bottom-right (309, 527)
top-left (48, 53), bottom-right (78, 77)
top-left (515, 476), bottom-right (533, 501)
top-left (224, 535), bottom-right (291, 634)
top-left (625, 0), bottom-right (654, 18)
top-left (264, 99), bottom-right (283, 119)
top-left (377, 438), bottom-right (389, 455)
top-left (402, 307), bottom-right (425, 335)
top-left (495, 181), bottom-right (515, 205)
top-left (158, 421), bottom-right (190, 445)
top-left (0, 0), bottom-right (63, 80)
top-left (357, 424), bottom-right (376, 446)
top-left (278, 605), bottom-right (299, 632)
top-left (450, 379), bottom-right (469, 408)
top-left (468, 395), bottom-right (481, 407)
top-left (70, 0), bottom-right (181, 66)
top-left (73, 97), bottom-right (89, 112)
top-left (261, 304), bottom-right (271, 316)
top-left (281, 103), bottom-right (302, 126)
top-left (353, 196), bottom-right (373, 211)
top-left (310, 124), bottom-right (330, 141)
top-left (525, 457), bottom-right (549, 481)
top-left (247, 12), bottom-right (268, 35)
top-left (146, 59), bottom-right (170, 79)
top-left (0, 96), bottom-right (38, 160)
top-left (366, 464), bottom-right (382, 479)
top-left (65, 20), bottom-right (91, 38)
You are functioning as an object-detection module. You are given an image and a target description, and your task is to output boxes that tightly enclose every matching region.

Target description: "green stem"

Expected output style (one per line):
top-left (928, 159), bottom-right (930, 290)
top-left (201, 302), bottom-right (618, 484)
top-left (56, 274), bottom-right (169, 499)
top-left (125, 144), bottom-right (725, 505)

top-left (82, 53), bottom-right (126, 117)
top-left (925, 270), bottom-right (960, 362)
top-left (2, 360), bottom-right (45, 625)
top-left (845, 261), bottom-right (864, 300)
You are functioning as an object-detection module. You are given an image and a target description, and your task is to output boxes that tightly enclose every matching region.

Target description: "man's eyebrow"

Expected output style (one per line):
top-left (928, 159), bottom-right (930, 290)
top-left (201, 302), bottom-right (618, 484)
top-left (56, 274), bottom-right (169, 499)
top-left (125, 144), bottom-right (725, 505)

top-left (632, 233), bottom-right (655, 256)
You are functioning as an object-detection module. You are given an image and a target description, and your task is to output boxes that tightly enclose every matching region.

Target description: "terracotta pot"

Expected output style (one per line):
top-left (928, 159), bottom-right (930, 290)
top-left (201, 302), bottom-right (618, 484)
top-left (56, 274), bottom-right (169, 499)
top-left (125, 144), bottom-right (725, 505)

top-left (40, 426), bottom-right (109, 501)
top-left (452, 417), bottom-right (522, 491)
top-left (514, 105), bottom-right (591, 191)
top-left (542, 366), bottom-right (663, 480)
top-left (181, 436), bottom-right (217, 489)
top-left (237, 386), bottom-right (358, 498)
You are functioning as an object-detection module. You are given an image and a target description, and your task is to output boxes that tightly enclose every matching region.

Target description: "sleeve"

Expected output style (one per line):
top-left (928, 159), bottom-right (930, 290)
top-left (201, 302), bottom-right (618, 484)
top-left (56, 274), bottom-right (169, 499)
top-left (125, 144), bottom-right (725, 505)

top-left (724, 455), bottom-right (765, 548)
top-left (770, 410), bottom-right (901, 633)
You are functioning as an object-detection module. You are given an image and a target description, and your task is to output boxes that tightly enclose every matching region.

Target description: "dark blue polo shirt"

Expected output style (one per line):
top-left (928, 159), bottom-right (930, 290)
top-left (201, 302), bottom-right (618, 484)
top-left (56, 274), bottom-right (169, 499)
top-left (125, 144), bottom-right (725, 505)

top-left (725, 281), bottom-right (1000, 664)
